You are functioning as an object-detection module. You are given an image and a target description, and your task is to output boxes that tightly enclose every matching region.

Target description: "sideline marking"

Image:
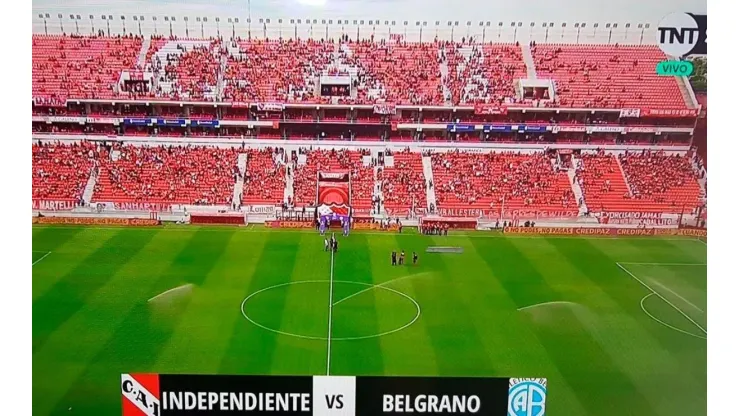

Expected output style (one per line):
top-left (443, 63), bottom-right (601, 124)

top-left (617, 262), bottom-right (706, 266)
top-left (517, 301), bottom-right (580, 311)
top-left (696, 237), bottom-right (707, 246)
top-left (616, 262), bottom-right (707, 335)
top-left (31, 225), bottom-right (706, 243)
top-left (326, 247), bottom-right (335, 375)
top-left (32, 251), bottom-right (51, 266)
top-left (240, 280), bottom-right (421, 341)
top-left (640, 294), bottom-right (706, 340)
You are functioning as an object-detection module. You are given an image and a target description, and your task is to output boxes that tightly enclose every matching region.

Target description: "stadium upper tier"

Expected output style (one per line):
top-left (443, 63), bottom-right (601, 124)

top-left (32, 142), bottom-right (704, 215)
top-left (31, 35), bottom-right (693, 109)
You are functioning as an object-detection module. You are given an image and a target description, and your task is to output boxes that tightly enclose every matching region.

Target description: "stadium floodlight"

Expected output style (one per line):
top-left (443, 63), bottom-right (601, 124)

top-left (376, 20), bottom-right (380, 25)
top-left (385, 20), bottom-right (389, 25)
top-left (69, 14), bottom-right (74, 19)
top-left (234, 18), bottom-right (238, 23)
top-left (498, 22), bottom-right (503, 27)
top-left (313, 19), bottom-right (317, 24)
top-left (606, 23), bottom-right (611, 28)
top-left (613, 23), bottom-right (618, 27)
top-left (322, 19), bottom-right (326, 24)
top-left (183, 17), bottom-right (188, 21)
top-left (203, 17), bottom-right (207, 22)
top-left (171, 17), bottom-right (175, 21)
top-left (360, 20), bottom-right (364, 25)
top-left (467, 21), bottom-right (471, 26)
top-left (38, 13), bottom-right (43, 18)
top-left (404, 21), bottom-right (408, 26)
top-left (637, 23), bottom-right (643, 28)
top-left (391, 20), bottom-right (395, 25)
top-left (486, 21), bottom-right (491, 27)
top-left (542, 22), bottom-right (547, 28)
top-left (625, 23), bottom-right (631, 28)
top-left (45, 13), bottom-right (50, 18)
top-left (164, 16), bottom-right (168, 21)
top-left (133, 16), bottom-right (138, 21)
top-left (77, 15), bottom-right (81, 19)
top-left (518, 22), bottom-right (522, 27)
top-left (454, 21), bottom-right (459, 26)
top-left (435, 21), bottom-right (440, 26)
top-left (197, 17), bottom-right (201, 22)
top-left (344, 20), bottom-right (348, 24)
top-left (561, 22), bottom-right (566, 27)
top-left (423, 21), bottom-right (427, 26)
top-left (327, 19), bottom-right (330, 24)
top-left (510, 22), bottom-right (515, 27)
top-left (258, 18), bottom-right (263, 23)
top-left (448, 21), bottom-right (453, 26)
top-left (594, 23), bottom-right (598, 28)
top-left (289, 19), bottom-right (293, 24)
top-left (353, 20), bottom-right (357, 24)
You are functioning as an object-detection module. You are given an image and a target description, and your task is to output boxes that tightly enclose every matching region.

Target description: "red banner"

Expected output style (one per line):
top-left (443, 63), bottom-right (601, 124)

top-left (257, 103), bottom-right (285, 112)
top-left (32, 200), bottom-right (76, 211)
top-left (474, 104), bottom-right (508, 115)
top-left (33, 96), bottom-right (67, 108)
top-left (32, 216), bottom-right (159, 226)
top-left (642, 108), bottom-right (699, 118)
top-left (373, 103), bottom-right (396, 115)
top-left (503, 226), bottom-right (706, 237)
top-left (619, 108), bottom-right (641, 118)
top-left (264, 220), bottom-right (314, 229)
top-left (112, 202), bottom-right (172, 212)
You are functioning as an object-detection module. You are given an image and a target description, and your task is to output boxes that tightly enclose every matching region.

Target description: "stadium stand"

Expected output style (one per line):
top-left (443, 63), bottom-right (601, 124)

top-left (576, 152), bottom-right (634, 212)
top-left (380, 150), bottom-right (428, 214)
top-left (92, 144), bottom-right (239, 205)
top-left (242, 148), bottom-right (286, 205)
top-left (431, 151), bottom-right (577, 214)
top-left (32, 141), bottom-right (96, 203)
top-left (618, 151), bottom-right (703, 212)
top-left (531, 44), bottom-right (687, 108)
top-left (32, 35), bottom-right (143, 102)
top-left (223, 39), bottom-right (334, 103)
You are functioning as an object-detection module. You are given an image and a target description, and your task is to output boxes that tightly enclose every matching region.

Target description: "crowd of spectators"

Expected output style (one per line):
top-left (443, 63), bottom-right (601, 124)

top-left (531, 44), bottom-right (687, 109)
top-left (431, 150), bottom-right (576, 211)
top-left (223, 39), bottom-right (334, 103)
top-left (242, 148), bottom-right (286, 205)
top-left (32, 34), bottom-right (143, 101)
top-left (380, 149), bottom-right (428, 212)
top-left (151, 40), bottom-right (222, 101)
top-left (93, 144), bottom-right (239, 205)
top-left (32, 141), bottom-right (97, 202)
top-left (619, 150), bottom-right (703, 208)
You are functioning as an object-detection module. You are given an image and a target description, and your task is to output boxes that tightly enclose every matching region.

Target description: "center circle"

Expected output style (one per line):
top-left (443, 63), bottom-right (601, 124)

top-left (240, 280), bottom-right (421, 341)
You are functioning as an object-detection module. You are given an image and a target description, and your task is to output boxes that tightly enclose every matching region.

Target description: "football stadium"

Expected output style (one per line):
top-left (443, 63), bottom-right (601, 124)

top-left (31, 0), bottom-right (708, 415)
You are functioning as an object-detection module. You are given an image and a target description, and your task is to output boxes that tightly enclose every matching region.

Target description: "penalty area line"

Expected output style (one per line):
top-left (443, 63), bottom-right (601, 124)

top-left (616, 262), bottom-right (707, 335)
top-left (32, 251), bottom-right (51, 266)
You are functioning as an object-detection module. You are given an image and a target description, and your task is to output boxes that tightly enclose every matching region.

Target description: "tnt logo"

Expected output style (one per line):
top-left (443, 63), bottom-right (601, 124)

top-left (508, 378), bottom-right (546, 416)
top-left (657, 12), bottom-right (707, 57)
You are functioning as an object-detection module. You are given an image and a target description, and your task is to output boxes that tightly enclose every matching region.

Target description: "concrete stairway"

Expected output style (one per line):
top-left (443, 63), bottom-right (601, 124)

top-left (232, 153), bottom-right (248, 208)
top-left (421, 155), bottom-right (437, 212)
top-left (373, 165), bottom-right (387, 217)
top-left (81, 165), bottom-right (99, 205)
top-left (521, 43), bottom-right (537, 79)
top-left (136, 37), bottom-right (151, 68)
top-left (284, 163), bottom-right (295, 204)
top-left (439, 48), bottom-right (452, 105)
top-left (615, 155), bottom-right (634, 197)
top-left (567, 165), bottom-right (588, 215)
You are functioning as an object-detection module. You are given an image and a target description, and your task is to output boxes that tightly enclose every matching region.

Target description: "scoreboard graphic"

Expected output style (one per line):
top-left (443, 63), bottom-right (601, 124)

top-left (121, 374), bottom-right (546, 416)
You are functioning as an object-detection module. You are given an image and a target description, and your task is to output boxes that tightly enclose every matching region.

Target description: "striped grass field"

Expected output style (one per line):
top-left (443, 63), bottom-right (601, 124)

top-left (32, 225), bottom-right (707, 416)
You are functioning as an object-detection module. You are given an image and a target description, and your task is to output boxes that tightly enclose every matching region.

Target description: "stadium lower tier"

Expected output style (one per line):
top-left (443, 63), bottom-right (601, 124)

top-left (31, 141), bottom-right (705, 215)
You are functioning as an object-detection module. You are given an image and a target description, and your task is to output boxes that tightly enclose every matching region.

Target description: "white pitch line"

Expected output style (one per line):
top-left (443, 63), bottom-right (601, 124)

top-left (649, 279), bottom-right (705, 313)
top-left (332, 272), bottom-right (429, 307)
top-left (326, 242), bottom-right (335, 376)
top-left (616, 262), bottom-right (707, 334)
top-left (517, 301), bottom-right (580, 311)
top-left (32, 251), bottom-right (51, 266)
top-left (640, 294), bottom-right (707, 340)
top-left (618, 262), bottom-right (707, 266)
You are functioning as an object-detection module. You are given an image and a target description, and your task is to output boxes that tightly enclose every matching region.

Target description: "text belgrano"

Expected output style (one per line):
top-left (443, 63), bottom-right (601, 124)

top-left (163, 391), bottom-right (311, 412)
top-left (383, 394), bottom-right (481, 413)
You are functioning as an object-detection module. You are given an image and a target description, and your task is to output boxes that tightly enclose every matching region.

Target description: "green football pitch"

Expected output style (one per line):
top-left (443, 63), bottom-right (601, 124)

top-left (32, 225), bottom-right (707, 416)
